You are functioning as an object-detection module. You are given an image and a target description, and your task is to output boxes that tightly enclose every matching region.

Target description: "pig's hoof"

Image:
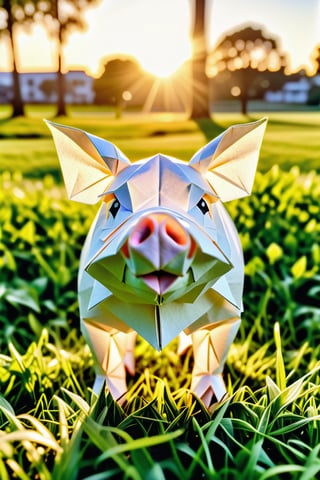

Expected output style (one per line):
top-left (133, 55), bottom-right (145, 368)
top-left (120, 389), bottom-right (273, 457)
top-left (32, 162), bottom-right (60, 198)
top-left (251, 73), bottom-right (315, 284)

top-left (191, 374), bottom-right (227, 408)
top-left (93, 375), bottom-right (128, 405)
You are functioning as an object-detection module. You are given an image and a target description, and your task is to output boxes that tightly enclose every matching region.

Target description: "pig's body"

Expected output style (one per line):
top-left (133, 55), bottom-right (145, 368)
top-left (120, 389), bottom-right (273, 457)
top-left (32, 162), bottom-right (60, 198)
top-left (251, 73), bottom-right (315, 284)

top-left (47, 119), bottom-right (267, 406)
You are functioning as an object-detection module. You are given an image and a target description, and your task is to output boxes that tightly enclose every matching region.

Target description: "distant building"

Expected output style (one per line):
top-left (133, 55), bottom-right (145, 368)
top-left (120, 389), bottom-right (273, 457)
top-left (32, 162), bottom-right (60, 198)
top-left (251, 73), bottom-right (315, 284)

top-left (0, 70), bottom-right (94, 104)
top-left (64, 70), bottom-right (94, 104)
top-left (0, 72), bottom-right (12, 102)
top-left (313, 74), bottom-right (320, 87)
top-left (264, 76), bottom-right (318, 104)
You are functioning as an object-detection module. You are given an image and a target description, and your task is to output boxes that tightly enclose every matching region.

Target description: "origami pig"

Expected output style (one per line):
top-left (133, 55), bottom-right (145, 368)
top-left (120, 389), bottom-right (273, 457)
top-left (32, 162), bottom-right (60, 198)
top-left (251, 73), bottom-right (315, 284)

top-left (47, 118), bottom-right (267, 407)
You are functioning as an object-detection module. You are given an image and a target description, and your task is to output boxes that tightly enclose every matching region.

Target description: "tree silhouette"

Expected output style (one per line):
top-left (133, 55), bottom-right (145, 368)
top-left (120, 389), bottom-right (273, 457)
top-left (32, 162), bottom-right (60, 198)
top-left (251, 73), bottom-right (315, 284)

top-left (93, 58), bottom-right (152, 117)
top-left (41, 0), bottom-right (100, 116)
top-left (190, 0), bottom-right (210, 119)
top-left (209, 26), bottom-right (287, 114)
top-left (0, 0), bottom-right (37, 117)
top-left (311, 45), bottom-right (320, 74)
top-left (307, 45), bottom-right (320, 105)
top-left (39, 78), bottom-right (56, 101)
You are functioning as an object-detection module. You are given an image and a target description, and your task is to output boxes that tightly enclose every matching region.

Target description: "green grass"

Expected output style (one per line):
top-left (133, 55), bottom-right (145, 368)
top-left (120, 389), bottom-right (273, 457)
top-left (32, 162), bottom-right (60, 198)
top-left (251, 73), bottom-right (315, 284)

top-left (1, 109), bottom-right (320, 178)
top-left (0, 111), bottom-right (319, 478)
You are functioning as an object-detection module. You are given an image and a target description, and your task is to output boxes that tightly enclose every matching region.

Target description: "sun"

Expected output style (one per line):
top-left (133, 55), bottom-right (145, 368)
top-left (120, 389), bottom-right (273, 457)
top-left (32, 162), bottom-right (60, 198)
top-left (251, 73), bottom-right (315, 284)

top-left (138, 46), bottom-right (192, 78)
top-left (100, 1), bottom-right (193, 80)
top-left (2, 1), bottom-right (193, 81)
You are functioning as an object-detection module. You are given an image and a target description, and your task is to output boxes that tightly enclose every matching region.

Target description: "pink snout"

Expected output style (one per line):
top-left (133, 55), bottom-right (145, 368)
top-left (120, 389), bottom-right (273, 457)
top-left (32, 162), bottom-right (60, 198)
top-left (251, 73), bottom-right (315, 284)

top-left (121, 214), bottom-right (196, 294)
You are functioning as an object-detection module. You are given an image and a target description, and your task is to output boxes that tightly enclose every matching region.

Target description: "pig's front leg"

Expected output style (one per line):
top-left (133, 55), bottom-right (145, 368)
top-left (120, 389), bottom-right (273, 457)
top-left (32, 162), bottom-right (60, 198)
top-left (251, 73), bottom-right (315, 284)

top-left (190, 318), bottom-right (241, 407)
top-left (83, 321), bottom-right (136, 403)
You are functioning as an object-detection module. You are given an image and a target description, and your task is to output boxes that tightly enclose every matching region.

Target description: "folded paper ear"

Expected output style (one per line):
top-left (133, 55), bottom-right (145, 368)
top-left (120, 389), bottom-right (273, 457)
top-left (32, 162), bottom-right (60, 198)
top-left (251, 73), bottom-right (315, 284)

top-left (45, 120), bottom-right (130, 204)
top-left (189, 118), bottom-right (267, 202)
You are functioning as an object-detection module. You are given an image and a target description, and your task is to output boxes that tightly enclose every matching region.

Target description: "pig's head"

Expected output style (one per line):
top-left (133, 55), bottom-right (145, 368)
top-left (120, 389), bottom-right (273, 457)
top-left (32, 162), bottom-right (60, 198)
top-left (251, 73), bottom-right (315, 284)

top-left (47, 119), bottom-right (266, 348)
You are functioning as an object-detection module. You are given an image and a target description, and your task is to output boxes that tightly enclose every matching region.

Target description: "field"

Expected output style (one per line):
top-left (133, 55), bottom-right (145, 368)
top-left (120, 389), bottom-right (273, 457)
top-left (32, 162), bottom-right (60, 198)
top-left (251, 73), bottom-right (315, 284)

top-left (0, 110), bottom-right (319, 479)
top-left (1, 108), bottom-right (320, 177)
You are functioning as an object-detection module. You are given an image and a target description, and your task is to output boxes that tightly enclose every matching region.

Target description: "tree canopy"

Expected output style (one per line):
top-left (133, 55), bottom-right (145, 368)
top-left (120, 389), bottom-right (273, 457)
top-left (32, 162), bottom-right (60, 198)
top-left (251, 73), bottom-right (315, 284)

top-left (0, 0), bottom-right (41, 116)
top-left (208, 26), bottom-right (287, 114)
top-left (311, 45), bottom-right (320, 74)
top-left (38, 0), bottom-right (100, 115)
top-left (0, 0), bottom-right (101, 116)
top-left (93, 57), bottom-right (154, 116)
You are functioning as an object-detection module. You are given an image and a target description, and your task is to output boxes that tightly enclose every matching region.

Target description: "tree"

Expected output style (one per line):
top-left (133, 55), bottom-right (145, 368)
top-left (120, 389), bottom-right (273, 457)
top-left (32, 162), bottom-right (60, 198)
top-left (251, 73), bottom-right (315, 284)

top-left (190, 0), bottom-right (210, 119)
top-left (208, 26), bottom-right (287, 114)
top-left (307, 45), bottom-right (320, 105)
top-left (311, 44), bottom-right (320, 74)
top-left (93, 57), bottom-right (151, 117)
top-left (39, 78), bottom-right (57, 101)
top-left (0, 0), bottom-right (35, 117)
top-left (41, 0), bottom-right (100, 116)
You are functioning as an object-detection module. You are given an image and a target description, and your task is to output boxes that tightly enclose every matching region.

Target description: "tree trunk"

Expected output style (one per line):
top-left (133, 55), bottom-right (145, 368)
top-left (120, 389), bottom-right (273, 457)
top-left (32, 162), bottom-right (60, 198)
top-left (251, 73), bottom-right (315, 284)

top-left (190, 0), bottom-right (210, 119)
top-left (56, 52), bottom-right (66, 116)
top-left (240, 94), bottom-right (248, 115)
top-left (4, 0), bottom-right (24, 117)
top-left (239, 70), bottom-right (249, 115)
top-left (56, 0), bottom-right (67, 116)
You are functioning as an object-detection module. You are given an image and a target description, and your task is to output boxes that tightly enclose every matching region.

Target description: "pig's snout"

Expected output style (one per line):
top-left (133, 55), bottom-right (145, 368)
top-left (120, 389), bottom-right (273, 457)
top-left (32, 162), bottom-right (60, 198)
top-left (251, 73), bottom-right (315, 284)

top-left (131, 216), bottom-right (187, 249)
top-left (121, 214), bottom-right (196, 293)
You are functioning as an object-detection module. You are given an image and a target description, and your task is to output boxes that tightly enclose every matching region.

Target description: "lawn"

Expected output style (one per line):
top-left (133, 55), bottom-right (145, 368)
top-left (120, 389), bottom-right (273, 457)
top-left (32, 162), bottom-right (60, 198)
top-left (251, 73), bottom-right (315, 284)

top-left (0, 110), bottom-right (319, 479)
top-left (1, 108), bottom-right (320, 178)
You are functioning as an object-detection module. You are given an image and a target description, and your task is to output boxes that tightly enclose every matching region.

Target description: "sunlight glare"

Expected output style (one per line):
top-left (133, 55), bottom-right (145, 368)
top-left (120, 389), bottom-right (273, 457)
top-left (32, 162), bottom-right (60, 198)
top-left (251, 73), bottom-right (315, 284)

top-left (104, 2), bottom-right (192, 79)
top-left (0, 0), bottom-right (318, 77)
top-left (139, 46), bottom-right (191, 78)
top-left (77, 0), bottom-right (193, 79)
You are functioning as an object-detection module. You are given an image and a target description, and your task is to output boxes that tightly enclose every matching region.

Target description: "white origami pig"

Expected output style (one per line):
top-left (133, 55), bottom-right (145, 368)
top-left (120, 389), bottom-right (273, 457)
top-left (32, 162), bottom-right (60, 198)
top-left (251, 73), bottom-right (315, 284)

top-left (47, 118), bottom-right (267, 407)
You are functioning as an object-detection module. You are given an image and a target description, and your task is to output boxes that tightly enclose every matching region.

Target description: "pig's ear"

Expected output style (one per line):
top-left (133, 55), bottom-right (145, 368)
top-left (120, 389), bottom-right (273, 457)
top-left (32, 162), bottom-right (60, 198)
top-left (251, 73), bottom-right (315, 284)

top-left (189, 118), bottom-right (267, 202)
top-left (45, 120), bottom-right (130, 204)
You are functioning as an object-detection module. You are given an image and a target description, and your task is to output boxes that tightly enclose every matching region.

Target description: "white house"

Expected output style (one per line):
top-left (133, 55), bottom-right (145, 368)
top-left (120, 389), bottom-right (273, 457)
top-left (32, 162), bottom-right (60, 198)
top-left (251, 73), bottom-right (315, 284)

top-left (0, 72), bottom-right (12, 102)
top-left (64, 70), bottom-right (95, 104)
top-left (264, 77), bottom-right (311, 104)
top-left (0, 70), bottom-right (94, 104)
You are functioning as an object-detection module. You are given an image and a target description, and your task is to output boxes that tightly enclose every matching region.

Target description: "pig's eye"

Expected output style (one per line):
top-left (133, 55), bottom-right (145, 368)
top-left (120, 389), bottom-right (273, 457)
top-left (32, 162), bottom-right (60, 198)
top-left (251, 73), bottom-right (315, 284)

top-left (197, 198), bottom-right (209, 215)
top-left (110, 199), bottom-right (121, 218)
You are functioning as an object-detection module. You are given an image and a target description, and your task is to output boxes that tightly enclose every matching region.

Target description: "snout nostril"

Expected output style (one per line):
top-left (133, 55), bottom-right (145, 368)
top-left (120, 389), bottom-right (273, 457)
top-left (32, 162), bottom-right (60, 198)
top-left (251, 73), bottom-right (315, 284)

top-left (130, 218), bottom-right (155, 246)
top-left (164, 219), bottom-right (188, 246)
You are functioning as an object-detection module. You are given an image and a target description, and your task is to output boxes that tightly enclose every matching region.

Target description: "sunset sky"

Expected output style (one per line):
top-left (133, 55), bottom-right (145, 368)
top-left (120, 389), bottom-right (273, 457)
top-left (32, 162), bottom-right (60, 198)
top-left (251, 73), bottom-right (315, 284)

top-left (0, 0), bottom-right (319, 78)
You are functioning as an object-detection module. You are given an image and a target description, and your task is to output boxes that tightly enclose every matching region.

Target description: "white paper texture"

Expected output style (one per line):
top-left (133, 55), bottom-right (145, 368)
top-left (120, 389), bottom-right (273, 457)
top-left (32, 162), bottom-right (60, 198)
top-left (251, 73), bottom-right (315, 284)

top-left (48, 118), bottom-right (267, 406)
